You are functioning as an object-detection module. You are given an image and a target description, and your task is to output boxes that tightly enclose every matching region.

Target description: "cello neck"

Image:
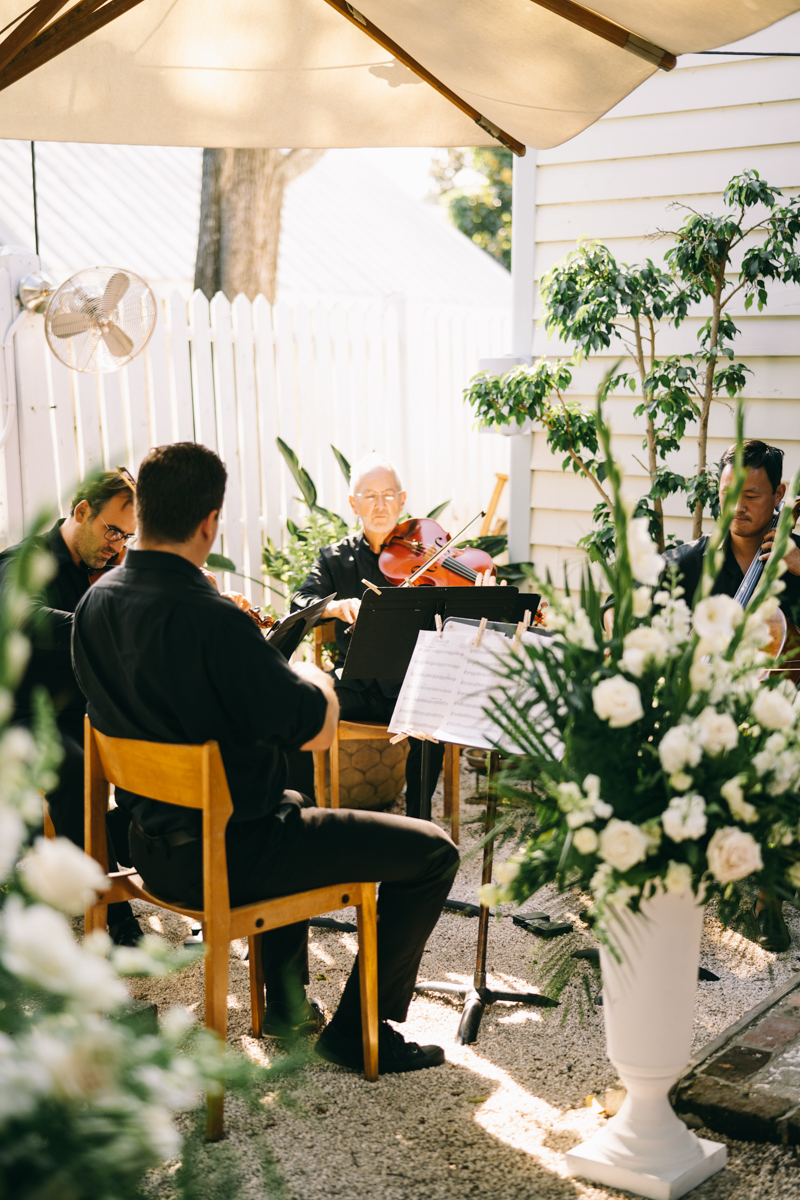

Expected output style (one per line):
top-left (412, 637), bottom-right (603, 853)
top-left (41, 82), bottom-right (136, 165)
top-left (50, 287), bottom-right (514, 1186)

top-left (733, 503), bottom-right (783, 609)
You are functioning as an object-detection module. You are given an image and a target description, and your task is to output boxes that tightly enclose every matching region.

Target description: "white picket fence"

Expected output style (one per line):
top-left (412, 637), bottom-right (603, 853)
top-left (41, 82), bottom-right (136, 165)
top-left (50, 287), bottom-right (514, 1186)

top-left (0, 259), bottom-right (511, 606)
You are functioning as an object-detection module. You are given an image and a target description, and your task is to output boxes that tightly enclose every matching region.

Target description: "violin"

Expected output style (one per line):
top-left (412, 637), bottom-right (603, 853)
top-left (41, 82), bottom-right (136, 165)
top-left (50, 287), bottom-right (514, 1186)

top-left (247, 606), bottom-right (277, 632)
top-left (378, 518), bottom-right (496, 588)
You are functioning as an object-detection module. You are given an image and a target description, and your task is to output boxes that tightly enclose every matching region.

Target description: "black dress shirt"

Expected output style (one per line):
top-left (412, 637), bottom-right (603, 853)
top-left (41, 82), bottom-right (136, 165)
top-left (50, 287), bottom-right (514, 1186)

top-left (0, 521), bottom-right (121, 730)
top-left (291, 531), bottom-right (401, 697)
top-left (73, 549), bottom-right (328, 837)
top-left (663, 533), bottom-right (800, 624)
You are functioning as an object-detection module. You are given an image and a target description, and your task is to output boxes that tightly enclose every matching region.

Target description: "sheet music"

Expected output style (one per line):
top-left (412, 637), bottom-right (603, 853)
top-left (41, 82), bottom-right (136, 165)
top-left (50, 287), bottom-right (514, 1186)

top-left (436, 631), bottom-right (510, 750)
top-left (387, 626), bottom-right (474, 738)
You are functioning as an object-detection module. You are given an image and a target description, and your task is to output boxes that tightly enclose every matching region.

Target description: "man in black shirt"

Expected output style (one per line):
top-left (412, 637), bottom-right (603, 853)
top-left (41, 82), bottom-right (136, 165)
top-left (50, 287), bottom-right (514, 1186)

top-left (73, 443), bottom-right (459, 1071)
top-left (291, 454), bottom-right (446, 817)
top-left (0, 470), bottom-right (142, 944)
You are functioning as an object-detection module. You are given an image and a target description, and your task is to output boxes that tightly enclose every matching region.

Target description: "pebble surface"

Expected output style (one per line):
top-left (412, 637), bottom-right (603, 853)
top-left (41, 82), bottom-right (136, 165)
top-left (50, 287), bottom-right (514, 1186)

top-left (130, 763), bottom-right (800, 1200)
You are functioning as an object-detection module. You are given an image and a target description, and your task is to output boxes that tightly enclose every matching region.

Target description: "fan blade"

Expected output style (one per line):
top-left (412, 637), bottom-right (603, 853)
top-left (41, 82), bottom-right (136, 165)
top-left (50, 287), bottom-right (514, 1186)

top-left (50, 312), bottom-right (93, 338)
top-left (100, 272), bottom-right (130, 317)
top-left (101, 322), bottom-right (134, 359)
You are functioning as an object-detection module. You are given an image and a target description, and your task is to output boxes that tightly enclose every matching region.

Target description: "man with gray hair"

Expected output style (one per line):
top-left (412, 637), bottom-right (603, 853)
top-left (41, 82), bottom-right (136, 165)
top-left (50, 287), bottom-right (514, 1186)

top-left (291, 453), bottom-right (446, 817)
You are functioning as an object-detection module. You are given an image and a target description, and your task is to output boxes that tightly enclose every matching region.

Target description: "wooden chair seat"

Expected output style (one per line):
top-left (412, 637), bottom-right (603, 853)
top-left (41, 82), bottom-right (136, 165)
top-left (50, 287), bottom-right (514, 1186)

top-left (83, 717), bottom-right (378, 1140)
top-left (312, 622), bottom-right (460, 841)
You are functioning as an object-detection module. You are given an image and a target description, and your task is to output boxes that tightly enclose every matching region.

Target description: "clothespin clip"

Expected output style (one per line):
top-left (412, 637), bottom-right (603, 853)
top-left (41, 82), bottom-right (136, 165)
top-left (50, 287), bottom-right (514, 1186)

top-left (390, 732), bottom-right (408, 745)
top-left (513, 609), bottom-right (531, 652)
top-left (524, 609), bottom-right (531, 629)
top-left (362, 578), bottom-right (382, 595)
top-left (434, 613), bottom-right (444, 639)
top-left (474, 616), bottom-right (488, 648)
top-left (499, 578), bottom-right (507, 587)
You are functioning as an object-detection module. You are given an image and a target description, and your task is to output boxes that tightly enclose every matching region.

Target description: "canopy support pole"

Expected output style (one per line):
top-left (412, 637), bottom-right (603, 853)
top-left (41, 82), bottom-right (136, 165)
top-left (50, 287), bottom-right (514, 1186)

top-left (507, 151), bottom-right (537, 572)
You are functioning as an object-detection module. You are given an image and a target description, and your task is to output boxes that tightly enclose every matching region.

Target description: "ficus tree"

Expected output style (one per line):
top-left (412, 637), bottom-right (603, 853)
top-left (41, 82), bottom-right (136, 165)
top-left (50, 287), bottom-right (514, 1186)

top-left (465, 169), bottom-right (800, 559)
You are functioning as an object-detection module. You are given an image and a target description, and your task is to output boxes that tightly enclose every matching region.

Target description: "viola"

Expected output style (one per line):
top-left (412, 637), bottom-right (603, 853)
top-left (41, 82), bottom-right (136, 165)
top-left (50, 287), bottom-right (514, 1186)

top-left (378, 518), bottom-right (496, 588)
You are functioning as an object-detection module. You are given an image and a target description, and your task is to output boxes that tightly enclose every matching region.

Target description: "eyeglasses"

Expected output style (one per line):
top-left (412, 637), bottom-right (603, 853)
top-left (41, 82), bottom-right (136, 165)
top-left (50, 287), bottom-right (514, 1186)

top-left (354, 491), bottom-right (402, 506)
top-left (98, 516), bottom-right (136, 545)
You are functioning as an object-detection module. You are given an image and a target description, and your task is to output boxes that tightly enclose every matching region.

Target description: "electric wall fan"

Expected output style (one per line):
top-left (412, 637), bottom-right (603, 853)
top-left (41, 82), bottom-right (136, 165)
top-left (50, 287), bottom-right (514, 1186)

top-left (44, 266), bottom-right (156, 374)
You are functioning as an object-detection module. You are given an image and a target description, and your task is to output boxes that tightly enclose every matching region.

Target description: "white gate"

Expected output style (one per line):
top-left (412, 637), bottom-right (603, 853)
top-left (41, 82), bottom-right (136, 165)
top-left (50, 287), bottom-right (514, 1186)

top-left (0, 252), bottom-right (510, 606)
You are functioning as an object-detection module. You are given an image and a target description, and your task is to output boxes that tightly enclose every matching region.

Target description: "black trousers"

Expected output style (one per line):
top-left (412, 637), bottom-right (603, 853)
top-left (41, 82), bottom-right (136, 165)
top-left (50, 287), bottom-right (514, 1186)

top-left (129, 796), bottom-right (459, 1030)
top-left (287, 681), bottom-right (446, 819)
top-left (46, 721), bottom-right (133, 927)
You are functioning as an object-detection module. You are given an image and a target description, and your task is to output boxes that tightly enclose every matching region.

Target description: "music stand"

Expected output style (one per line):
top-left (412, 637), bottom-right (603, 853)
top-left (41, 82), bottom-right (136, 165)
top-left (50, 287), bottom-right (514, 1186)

top-left (266, 593), bottom-right (335, 659)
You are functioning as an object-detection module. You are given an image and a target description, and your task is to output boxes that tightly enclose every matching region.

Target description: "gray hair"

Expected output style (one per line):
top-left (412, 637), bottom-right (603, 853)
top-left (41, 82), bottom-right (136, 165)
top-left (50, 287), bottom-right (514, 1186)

top-left (349, 453), bottom-right (403, 496)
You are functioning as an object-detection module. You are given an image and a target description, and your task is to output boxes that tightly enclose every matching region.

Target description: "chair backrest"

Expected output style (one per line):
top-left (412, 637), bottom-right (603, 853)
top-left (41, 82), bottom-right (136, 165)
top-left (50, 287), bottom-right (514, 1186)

top-left (314, 620), bottom-right (337, 669)
top-left (84, 716), bottom-right (234, 917)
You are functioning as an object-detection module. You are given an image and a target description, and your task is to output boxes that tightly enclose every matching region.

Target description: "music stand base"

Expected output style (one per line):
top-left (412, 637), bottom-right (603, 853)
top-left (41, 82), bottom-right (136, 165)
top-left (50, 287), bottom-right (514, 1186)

top-left (414, 981), bottom-right (557, 1044)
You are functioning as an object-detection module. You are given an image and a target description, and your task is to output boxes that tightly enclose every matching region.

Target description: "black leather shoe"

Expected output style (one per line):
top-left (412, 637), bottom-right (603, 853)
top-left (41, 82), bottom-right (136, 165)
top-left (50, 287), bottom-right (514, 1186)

top-left (315, 1021), bottom-right (445, 1073)
top-left (108, 915), bottom-right (145, 946)
top-left (754, 899), bottom-right (792, 953)
top-left (262, 998), bottom-right (326, 1040)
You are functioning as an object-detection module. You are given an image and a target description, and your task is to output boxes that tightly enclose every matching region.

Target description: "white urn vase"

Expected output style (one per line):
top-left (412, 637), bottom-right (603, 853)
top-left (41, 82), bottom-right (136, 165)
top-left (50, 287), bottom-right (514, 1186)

top-left (566, 888), bottom-right (726, 1200)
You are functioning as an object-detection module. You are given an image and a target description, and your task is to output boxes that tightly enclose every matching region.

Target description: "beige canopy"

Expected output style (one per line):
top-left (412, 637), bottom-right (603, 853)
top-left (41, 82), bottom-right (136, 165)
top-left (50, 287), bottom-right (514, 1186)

top-left (0, 0), bottom-right (797, 150)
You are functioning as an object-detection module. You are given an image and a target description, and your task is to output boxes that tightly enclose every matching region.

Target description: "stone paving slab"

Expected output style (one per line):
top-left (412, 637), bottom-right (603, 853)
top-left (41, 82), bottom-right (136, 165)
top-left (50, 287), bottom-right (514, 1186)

top-left (674, 972), bottom-right (800, 1145)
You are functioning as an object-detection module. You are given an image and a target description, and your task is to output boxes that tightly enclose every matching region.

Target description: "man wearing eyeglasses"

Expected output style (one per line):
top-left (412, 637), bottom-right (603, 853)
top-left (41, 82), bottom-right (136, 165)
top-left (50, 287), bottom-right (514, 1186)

top-left (0, 469), bottom-right (143, 945)
top-left (291, 454), bottom-right (446, 818)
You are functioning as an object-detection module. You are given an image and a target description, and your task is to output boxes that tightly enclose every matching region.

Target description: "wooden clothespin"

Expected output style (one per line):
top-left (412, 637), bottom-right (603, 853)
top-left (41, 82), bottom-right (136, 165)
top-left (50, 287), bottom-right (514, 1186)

top-left (474, 616), bottom-right (488, 648)
top-left (523, 609), bottom-right (531, 629)
top-left (390, 732), bottom-right (408, 745)
top-left (499, 578), bottom-right (507, 586)
top-left (434, 613), bottom-right (444, 639)
top-left (362, 578), bottom-right (382, 595)
top-left (512, 620), bottom-right (525, 651)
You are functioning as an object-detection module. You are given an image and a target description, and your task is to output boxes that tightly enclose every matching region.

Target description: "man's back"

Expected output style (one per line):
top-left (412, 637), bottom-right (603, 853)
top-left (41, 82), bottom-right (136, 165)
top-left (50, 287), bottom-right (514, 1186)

top-left (73, 549), bottom-right (326, 835)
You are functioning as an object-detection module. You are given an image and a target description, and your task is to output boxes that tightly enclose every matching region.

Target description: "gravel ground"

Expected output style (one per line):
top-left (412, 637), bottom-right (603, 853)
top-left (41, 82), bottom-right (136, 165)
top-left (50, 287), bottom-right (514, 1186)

top-left (128, 763), bottom-right (800, 1200)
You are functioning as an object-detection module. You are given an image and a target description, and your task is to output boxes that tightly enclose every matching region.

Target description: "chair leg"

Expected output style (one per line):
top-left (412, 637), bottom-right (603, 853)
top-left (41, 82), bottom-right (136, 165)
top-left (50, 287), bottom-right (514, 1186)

top-left (84, 900), bottom-right (108, 937)
top-left (329, 730), bottom-right (340, 809)
top-left (248, 934), bottom-right (265, 1037)
top-left (443, 745), bottom-right (453, 818)
top-left (204, 932), bottom-right (231, 1140)
top-left (313, 750), bottom-right (328, 808)
top-left (356, 884), bottom-right (379, 1082)
top-left (448, 746), bottom-right (460, 845)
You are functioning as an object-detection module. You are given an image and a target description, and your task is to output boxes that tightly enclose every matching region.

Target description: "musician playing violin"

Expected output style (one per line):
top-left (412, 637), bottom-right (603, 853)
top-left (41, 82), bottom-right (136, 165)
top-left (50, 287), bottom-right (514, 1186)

top-left (290, 453), bottom-right (446, 818)
top-left (661, 440), bottom-right (800, 954)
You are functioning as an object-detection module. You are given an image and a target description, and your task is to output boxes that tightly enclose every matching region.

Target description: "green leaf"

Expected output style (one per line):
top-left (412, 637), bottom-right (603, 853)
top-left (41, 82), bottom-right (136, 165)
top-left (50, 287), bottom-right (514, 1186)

top-left (205, 553), bottom-right (237, 571)
top-left (331, 444), bottom-right (351, 486)
top-left (276, 437), bottom-right (317, 510)
top-left (426, 500), bottom-right (450, 521)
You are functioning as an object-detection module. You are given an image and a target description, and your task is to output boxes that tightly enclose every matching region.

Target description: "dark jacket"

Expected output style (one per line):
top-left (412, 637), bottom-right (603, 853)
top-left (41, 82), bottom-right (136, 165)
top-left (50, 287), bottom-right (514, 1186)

top-left (663, 533), bottom-right (800, 624)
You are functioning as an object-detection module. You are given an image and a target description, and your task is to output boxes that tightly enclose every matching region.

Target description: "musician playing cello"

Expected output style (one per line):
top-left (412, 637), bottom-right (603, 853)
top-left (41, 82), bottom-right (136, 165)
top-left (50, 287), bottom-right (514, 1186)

top-left (662, 439), bottom-right (800, 952)
top-left (290, 454), bottom-right (446, 818)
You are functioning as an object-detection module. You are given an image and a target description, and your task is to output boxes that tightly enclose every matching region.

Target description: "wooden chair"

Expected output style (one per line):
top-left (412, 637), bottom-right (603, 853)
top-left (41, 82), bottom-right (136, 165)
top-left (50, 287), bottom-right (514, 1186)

top-left (83, 716), bottom-right (379, 1140)
top-left (312, 621), bottom-right (460, 842)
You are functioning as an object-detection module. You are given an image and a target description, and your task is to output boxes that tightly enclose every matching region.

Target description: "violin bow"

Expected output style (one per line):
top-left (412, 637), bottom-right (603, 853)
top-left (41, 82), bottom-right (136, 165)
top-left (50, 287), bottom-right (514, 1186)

top-left (400, 511), bottom-right (486, 588)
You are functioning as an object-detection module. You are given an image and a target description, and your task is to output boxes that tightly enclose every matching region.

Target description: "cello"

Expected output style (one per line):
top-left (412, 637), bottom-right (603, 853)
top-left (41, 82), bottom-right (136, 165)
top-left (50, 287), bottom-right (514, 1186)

top-left (734, 500), bottom-right (800, 683)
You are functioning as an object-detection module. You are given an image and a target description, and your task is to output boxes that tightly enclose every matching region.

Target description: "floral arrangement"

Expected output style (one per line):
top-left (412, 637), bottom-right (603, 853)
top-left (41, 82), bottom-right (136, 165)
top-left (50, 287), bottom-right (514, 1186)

top-left (482, 408), bottom-right (800, 937)
top-left (0, 528), bottom-right (262, 1200)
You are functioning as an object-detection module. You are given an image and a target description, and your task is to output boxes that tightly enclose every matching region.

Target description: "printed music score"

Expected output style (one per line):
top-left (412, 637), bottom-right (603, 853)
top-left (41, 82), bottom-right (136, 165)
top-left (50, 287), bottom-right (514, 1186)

top-left (387, 623), bottom-right (553, 752)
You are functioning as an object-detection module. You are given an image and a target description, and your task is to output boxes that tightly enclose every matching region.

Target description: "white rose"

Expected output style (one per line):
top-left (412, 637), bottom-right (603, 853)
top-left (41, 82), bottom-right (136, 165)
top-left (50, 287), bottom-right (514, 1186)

top-left (720, 777), bottom-right (758, 825)
top-left (628, 518), bottom-right (665, 586)
top-left (0, 896), bottom-right (127, 1010)
top-left (664, 861), bottom-right (693, 895)
top-left (693, 595), bottom-right (743, 652)
top-left (752, 688), bottom-right (796, 732)
top-left (669, 771), bottom-right (693, 792)
top-left (620, 626), bottom-right (668, 678)
top-left (495, 861), bottom-right (520, 885)
top-left (20, 837), bottom-right (109, 916)
top-left (658, 725), bottom-right (702, 775)
top-left (592, 676), bottom-right (644, 728)
top-left (693, 707), bottom-right (739, 756)
top-left (573, 827), bottom-right (599, 855)
top-left (662, 794), bottom-right (707, 842)
top-left (787, 862), bottom-right (800, 890)
top-left (0, 804), bottom-right (24, 883)
top-left (478, 884), bottom-right (500, 907)
top-left (707, 826), bottom-right (763, 884)
top-left (632, 588), bottom-right (652, 618)
top-left (598, 818), bottom-right (649, 873)
top-left (689, 659), bottom-right (714, 693)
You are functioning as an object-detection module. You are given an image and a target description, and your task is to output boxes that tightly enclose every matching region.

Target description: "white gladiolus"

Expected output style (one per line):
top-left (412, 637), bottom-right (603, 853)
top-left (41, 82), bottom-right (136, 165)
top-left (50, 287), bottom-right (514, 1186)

top-left (669, 772), bottom-right (693, 792)
top-left (664, 861), bottom-right (693, 895)
top-left (632, 588), bottom-right (652, 618)
top-left (598, 818), bottom-right (649, 873)
top-left (573, 827), bottom-right (599, 855)
top-left (495, 860), bottom-right (520, 885)
top-left (28, 549), bottom-right (57, 590)
top-left (21, 837), bottom-right (108, 915)
top-left (693, 595), bottom-right (743, 652)
top-left (707, 826), bottom-right (763, 884)
top-left (0, 896), bottom-right (127, 1010)
top-left (620, 626), bottom-right (668, 678)
top-left (752, 687), bottom-right (796, 731)
top-left (0, 690), bottom-right (12, 725)
top-left (720, 777), bottom-right (758, 825)
top-left (3, 631), bottom-right (30, 684)
top-left (0, 804), bottom-right (24, 882)
top-left (592, 676), bottom-right (644, 728)
top-left (658, 724), bottom-right (702, 775)
top-left (478, 883), bottom-right (500, 907)
top-left (138, 1104), bottom-right (182, 1160)
top-left (651, 594), bottom-right (692, 653)
top-left (161, 1006), bottom-right (196, 1040)
top-left (628, 518), bottom-right (665, 586)
top-left (689, 659), bottom-right (714, 694)
top-left (662, 794), bottom-right (707, 843)
top-left (693, 707), bottom-right (739, 756)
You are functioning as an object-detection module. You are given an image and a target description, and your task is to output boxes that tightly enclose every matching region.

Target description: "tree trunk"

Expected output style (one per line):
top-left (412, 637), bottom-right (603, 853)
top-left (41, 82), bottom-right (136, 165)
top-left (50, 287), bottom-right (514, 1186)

top-left (633, 321), bottom-right (664, 552)
top-left (692, 272), bottom-right (725, 539)
top-left (194, 148), bottom-right (323, 305)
